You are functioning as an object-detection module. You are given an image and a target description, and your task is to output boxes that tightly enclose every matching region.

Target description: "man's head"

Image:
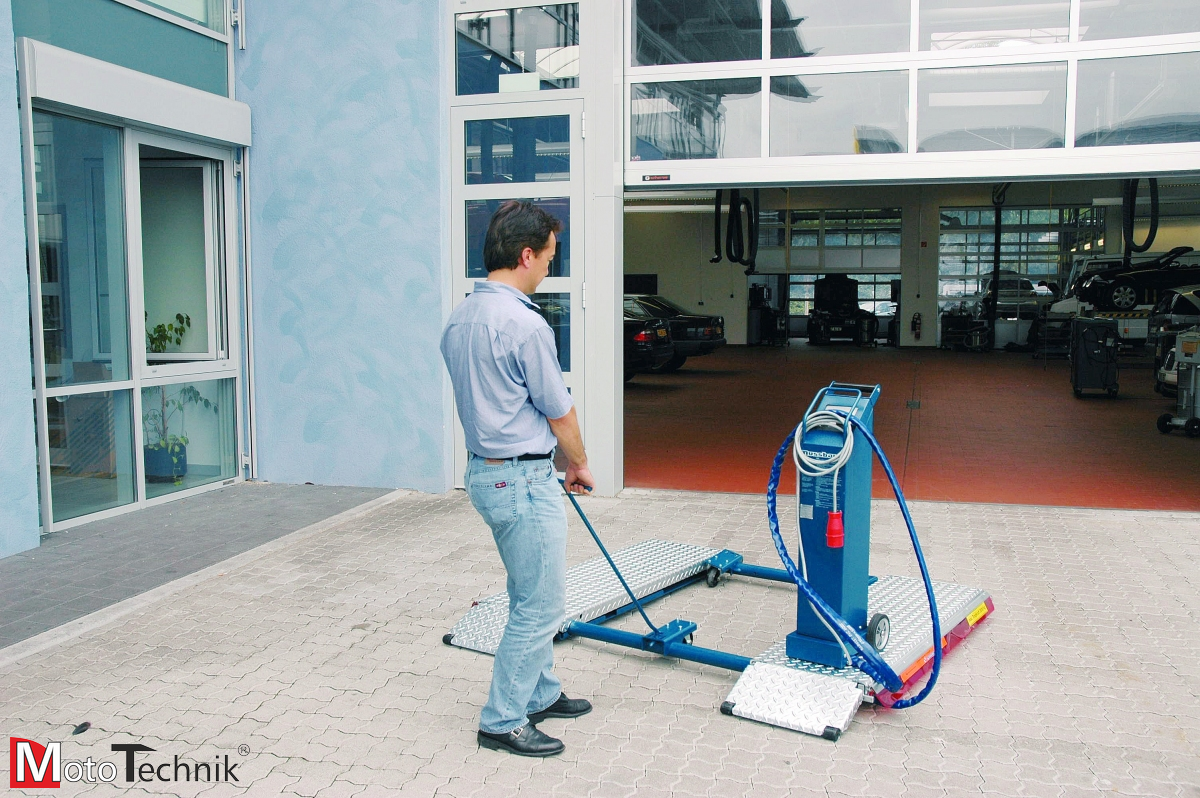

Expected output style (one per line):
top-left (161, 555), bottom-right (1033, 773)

top-left (483, 201), bottom-right (562, 294)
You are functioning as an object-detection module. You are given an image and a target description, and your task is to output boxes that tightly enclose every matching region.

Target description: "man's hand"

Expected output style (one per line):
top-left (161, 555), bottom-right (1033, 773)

top-left (564, 462), bottom-right (595, 495)
top-left (548, 407), bottom-right (593, 495)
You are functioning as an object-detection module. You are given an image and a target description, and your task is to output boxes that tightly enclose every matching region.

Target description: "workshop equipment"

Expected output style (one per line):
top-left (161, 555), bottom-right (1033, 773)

top-left (1157, 330), bottom-right (1200, 437)
top-left (445, 383), bottom-right (993, 739)
top-left (1071, 317), bottom-right (1120, 397)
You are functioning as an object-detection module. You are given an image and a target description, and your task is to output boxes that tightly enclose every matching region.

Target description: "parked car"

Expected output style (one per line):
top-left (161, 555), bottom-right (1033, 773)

top-left (979, 271), bottom-right (1056, 316)
top-left (623, 312), bottom-right (673, 381)
top-left (1156, 347), bottom-right (1178, 397)
top-left (623, 294), bottom-right (725, 372)
top-left (1075, 246), bottom-right (1200, 311)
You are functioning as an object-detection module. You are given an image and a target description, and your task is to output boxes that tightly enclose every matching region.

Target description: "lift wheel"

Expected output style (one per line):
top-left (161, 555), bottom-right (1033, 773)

top-left (867, 613), bottom-right (891, 652)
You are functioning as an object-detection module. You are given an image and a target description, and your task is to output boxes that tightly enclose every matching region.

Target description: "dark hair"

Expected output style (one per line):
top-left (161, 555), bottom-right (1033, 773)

top-left (483, 200), bottom-right (563, 272)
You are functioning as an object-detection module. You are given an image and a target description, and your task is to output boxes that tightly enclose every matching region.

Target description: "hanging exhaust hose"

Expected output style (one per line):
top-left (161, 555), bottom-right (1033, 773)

top-left (1122, 178), bottom-right (1159, 268)
top-left (710, 188), bottom-right (759, 272)
top-left (765, 410), bottom-right (942, 707)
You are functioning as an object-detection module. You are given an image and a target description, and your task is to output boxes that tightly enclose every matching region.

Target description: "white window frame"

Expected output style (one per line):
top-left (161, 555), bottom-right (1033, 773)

top-left (621, 0), bottom-right (1200, 187)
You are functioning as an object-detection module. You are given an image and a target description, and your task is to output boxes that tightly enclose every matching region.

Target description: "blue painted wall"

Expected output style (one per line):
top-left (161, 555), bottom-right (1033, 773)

top-left (236, 1), bottom-right (447, 491)
top-left (0, 1), bottom-right (41, 556)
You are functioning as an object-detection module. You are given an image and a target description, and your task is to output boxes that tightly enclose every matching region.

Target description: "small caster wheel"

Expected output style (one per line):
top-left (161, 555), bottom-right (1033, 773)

top-left (1157, 413), bottom-right (1174, 434)
top-left (1107, 386), bottom-right (1118, 397)
top-left (1186, 418), bottom-right (1200, 438)
top-left (683, 633), bottom-right (694, 646)
top-left (1073, 388), bottom-right (1083, 398)
top-left (442, 633), bottom-right (454, 646)
top-left (867, 613), bottom-right (891, 652)
top-left (705, 567), bottom-right (721, 588)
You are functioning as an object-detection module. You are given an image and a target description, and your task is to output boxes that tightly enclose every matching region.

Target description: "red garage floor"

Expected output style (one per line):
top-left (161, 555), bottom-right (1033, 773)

top-left (623, 344), bottom-right (1200, 511)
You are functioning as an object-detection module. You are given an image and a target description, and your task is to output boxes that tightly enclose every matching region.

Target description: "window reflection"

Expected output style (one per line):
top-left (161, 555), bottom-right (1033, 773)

top-left (631, 79), bottom-right (761, 161)
top-left (770, 72), bottom-right (908, 156)
top-left (920, 0), bottom-right (1069, 50)
top-left (456, 5), bottom-right (579, 95)
top-left (917, 64), bottom-right (1067, 152)
top-left (466, 198), bottom-right (570, 279)
top-left (33, 112), bottom-right (130, 388)
top-left (634, 0), bottom-right (761, 66)
top-left (142, 378), bottom-right (236, 498)
top-left (47, 390), bottom-right (135, 522)
top-left (770, 1), bottom-right (909, 59)
top-left (1080, 0), bottom-right (1200, 40)
top-left (1076, 53), bottom-right (1200, 147)
top-left (531, 293), bottom-right (571, 372)
top-left (466, 116), bottom-right (570, 184)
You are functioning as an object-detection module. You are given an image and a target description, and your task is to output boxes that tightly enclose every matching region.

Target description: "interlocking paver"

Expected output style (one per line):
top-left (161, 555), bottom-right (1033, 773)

top-left (2, 490), bottom-right (1198, 796)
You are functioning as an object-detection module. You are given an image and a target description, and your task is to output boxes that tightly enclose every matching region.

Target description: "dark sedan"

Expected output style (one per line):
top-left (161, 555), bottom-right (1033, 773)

top-left (624, 313), bottom-right (673, 382)
top-left (1076, 246), bottom-right (1200, 310)
top-left (623, 294), bottom-right (726, 372)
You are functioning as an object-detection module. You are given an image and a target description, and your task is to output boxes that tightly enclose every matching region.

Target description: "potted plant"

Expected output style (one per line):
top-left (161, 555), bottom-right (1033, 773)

top-left (143, 313), bottom-right (217, 484)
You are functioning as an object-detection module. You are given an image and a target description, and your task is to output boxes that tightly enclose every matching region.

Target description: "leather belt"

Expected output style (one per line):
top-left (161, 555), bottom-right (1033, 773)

top-left (475, 452), bottom-right (553, 463)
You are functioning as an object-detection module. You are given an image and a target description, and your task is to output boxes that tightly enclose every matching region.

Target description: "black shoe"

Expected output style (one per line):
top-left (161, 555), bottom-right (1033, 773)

top-left (527, 693), bottom-right (593, 724)
top-left (477, 725), bottom-right (564, 757)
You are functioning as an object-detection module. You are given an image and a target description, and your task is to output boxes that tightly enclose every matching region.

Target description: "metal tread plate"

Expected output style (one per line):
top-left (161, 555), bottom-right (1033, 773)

top-left (726, 574), bottom-right (991, 736)
top-left (447, 539), bottom-right (719, 655)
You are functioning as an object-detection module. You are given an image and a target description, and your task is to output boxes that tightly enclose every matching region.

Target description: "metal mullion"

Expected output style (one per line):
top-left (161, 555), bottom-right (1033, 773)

top-left (1065, 58), bottom-right (1079, 150)
top-left (124, 129), bottom-right (149, 505)
top-left (16, 49), bottom-right (54, 534)
top-left (461, 183), bottom-right (573, 202)
top-left (908, 67), bottom-right (918, 156)
top-left (43, 380), bottom-right (138, 398)
top-left (140, 368), bottom-right (239, 390)
top-left (760, 74), bottom-right (769, 159)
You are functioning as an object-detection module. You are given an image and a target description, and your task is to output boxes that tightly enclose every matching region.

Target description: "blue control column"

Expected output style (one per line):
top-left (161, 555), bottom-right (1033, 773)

top-left (786, 384), bottom-right (879, 667)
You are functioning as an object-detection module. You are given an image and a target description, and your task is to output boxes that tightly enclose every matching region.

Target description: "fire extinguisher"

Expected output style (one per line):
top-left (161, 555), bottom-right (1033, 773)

top-left (911, 312), bottom-right (922, 341)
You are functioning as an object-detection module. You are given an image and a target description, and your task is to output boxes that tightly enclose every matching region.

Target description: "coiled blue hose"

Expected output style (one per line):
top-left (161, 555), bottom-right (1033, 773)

top-left (766, 410), bottom-right (942, 708)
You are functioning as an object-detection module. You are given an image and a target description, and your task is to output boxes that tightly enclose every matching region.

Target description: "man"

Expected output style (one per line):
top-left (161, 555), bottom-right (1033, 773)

top-left (440, 200), bottom-right (595, 757)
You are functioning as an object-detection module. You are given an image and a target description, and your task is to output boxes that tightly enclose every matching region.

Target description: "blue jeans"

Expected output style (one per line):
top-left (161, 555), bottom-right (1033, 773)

top-left (465, 454), bottom-right (566, 734)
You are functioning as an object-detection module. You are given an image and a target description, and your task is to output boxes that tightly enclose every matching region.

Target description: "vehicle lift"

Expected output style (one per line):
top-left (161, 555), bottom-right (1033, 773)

top-left (445, 383), bottom-right (994, 739)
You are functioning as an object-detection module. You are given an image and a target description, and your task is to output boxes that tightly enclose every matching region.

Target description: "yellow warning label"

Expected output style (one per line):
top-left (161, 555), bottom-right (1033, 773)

top-left (1183, 339), bottom-right (1199, 356)
top-left (966, 602), bottom-right (989, 626)
top-left (1094, 311), bottom-right (1150, 319)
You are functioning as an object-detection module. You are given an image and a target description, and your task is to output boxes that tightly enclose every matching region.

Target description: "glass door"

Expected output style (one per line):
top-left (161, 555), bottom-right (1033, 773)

top-left (450, 100), bottom-right (585, 484)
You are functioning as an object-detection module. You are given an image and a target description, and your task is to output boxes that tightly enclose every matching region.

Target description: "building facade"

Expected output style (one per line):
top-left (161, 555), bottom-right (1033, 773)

top-left (3, 0), bottom-right (1199, 558)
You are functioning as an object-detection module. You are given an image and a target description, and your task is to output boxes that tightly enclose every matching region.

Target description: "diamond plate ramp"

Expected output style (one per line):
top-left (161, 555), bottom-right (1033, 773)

top-left (725, 663), bottom-right (864, 737)
top-left (447, 539), bottom-right (719, 655)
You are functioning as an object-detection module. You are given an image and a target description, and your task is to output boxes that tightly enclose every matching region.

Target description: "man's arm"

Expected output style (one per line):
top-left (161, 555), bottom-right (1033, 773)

top-left (547, 407), bottom-right (595, 494)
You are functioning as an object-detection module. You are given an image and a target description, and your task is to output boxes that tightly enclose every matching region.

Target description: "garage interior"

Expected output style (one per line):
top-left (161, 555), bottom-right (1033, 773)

top-left (622, 179), bottom-right (1200, 511)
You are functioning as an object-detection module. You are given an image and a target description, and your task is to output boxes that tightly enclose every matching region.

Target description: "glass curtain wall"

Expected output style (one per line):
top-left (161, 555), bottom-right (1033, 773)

top-left (627, 0), bottom-right (1200, 164)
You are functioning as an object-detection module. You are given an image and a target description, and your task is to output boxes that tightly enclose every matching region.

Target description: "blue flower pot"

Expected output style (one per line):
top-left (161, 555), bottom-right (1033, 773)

top-left (144, 444), bottom-right (187, 483)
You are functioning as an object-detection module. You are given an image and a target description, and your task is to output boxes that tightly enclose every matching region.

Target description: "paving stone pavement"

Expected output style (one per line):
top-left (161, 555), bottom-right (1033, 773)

top-left (2, 488), bottom-right (1197, 797)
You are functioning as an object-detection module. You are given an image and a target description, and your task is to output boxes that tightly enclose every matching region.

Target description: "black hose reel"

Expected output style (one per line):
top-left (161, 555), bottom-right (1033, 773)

top-left (1122, 177), bottom-right (1159, 268)
top-left (710, 188), bottom-right (759, 275)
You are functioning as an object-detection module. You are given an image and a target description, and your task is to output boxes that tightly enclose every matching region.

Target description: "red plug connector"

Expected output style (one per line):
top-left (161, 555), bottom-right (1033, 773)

top-left (826, 511), bottom-right (844, 548)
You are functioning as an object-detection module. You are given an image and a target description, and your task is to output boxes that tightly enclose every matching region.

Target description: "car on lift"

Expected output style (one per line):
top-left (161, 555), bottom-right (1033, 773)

top-left (623, 294), bottom-right (725, 373)
top-left (623, 311), bottom-right (673, 382)
top-left (1148, 285), bottom-right (1200, 365)
top-left (1074, 246), bottom-right (1200, 310)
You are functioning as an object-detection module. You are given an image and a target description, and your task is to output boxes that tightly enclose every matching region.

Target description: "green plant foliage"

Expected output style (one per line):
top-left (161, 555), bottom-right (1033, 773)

top-left (146, 312), bottom-right (192, 354)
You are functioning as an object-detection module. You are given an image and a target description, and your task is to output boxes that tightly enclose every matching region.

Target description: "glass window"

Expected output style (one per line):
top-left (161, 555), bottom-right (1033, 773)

top-left (631, 79), bottom-right (761, 161)
top-left (12, 0), bottom-right (229, 95)
top-left (1080, 0), bottom-right (1200, 40)
top-left (140, 0), bottom-right (225, 33)
top-left (771, 1), bottom-right (909, 59)
top-left (770, 72), bottom-right (908, 156)
top-left (32, 112), bottom-right (130, 389)
top-left (141, 155), bottom-right (224, 362)
top-left (531, 293), bottom-right (571, 372)
top-left (466, 198), bottom-right (570, 279)
top-left (790, 210), bottom-right (821, 247)
top-left (466, 116), bottom-right (570, 184)
top-left (456, 5), bottom-right (579, 96)
top-left (937, 206), bottom-right (1105, 310)
top-left (142, 378), bottom-right (236, 498)
top-left (633, 0), bottom-right (762, 66)
top-left (1076, 53), bottom-right (1200, 147)
top-left (788, 273), bottom-right (899, 315)
top-left (917, 64), bottom-right (1067, 152)
top-left (919, 0), bottom-right (1070, 50)
top-left (759, 209), bottom-right (786, 248)
top-left (47, 390), bottom-right (135, 522)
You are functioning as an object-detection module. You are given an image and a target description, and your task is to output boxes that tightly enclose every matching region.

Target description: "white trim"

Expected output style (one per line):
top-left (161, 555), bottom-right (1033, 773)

top-left (625, 142), bottom-right (1200, 188)
top-left (17, 38), bottom-right (251, 146)
top-left (108, 0), bottom-right (231, 42)
top-left (15, 48), bottom-right (55, 533)
top-left (44, 381), bottom-right (138, 398)
top-left (238, 146), bottom-right (258, 479)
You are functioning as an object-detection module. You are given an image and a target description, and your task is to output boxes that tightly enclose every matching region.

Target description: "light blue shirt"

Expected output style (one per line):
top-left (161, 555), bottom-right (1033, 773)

top-left (440, 281), bottom-right (573, 459)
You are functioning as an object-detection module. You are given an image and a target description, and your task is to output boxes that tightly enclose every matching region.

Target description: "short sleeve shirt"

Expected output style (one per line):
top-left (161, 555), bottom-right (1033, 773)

top-left (440, 281), bottom-right (573, 458)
